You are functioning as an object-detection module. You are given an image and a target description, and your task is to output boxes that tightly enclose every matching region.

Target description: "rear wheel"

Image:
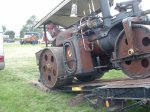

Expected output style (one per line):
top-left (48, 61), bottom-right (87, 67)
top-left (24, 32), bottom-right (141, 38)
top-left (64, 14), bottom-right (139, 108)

top-left (115, 25), bottom-right (150, 78)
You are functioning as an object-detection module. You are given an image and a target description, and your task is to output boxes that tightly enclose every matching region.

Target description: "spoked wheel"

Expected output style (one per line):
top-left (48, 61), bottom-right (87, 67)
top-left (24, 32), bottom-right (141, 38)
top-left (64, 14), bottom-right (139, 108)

top-left (39, 47), bottom-right (72, 88)
top-left (115, 25), bottom-right (150, 78)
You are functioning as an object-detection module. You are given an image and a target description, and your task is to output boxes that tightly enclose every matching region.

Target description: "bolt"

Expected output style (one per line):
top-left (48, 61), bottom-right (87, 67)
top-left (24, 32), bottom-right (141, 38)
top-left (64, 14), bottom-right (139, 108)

top-left (46, 63), bottom-right (51, 70)
top-left (128, 49), bottom-right (135, 55)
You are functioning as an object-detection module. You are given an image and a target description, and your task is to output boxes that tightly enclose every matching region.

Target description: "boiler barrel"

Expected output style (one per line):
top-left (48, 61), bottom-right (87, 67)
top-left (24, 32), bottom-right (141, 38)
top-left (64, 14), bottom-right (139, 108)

top-left (97, 27), bottom-right (122, 54)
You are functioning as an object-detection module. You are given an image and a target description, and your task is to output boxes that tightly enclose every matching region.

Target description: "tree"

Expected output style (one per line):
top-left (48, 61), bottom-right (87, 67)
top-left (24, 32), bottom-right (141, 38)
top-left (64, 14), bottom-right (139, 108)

top-left (20, 15), bottom-right (42, 38)
top-left (5, 31), bottom-right (15, 39)
top-left (20, 25), bottom-right (29, 38)
top-left (2, 26), bottom-right (6, 33)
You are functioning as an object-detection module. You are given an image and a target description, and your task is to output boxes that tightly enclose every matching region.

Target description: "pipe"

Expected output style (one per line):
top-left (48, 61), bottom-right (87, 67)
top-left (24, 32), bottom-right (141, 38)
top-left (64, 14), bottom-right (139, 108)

top-left (99, 0), bottom-right (111, 28)
top-left (44, 25), bottom-right (48, 47)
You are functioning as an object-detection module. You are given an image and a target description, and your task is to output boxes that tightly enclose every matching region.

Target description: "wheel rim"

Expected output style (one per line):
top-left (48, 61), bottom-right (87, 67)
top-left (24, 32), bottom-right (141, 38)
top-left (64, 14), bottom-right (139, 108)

top-left (115, 25), bottom-right (150, 78)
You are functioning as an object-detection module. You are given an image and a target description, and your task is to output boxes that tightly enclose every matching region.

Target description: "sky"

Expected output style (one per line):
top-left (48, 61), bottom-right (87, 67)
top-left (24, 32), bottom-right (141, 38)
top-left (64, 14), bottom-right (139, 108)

top-left (0, 0), bottom-right (63, 36)
top-left (0, 0), bottom-right (149, 36)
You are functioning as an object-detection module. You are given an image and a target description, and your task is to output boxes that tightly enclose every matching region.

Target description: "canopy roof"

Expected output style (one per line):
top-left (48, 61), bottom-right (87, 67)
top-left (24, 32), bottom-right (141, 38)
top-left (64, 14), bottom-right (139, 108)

top-left (34, 0), bottom-right (113, 28)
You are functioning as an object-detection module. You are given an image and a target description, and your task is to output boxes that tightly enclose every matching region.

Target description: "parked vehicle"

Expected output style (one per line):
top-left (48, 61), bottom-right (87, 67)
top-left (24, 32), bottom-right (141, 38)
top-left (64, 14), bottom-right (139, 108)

top-left (3, 35), bottom-right (15, 43)
top-left (20, 32), bottom-right (38, 45)
top-left (0, 26), bottom-right (5, 70)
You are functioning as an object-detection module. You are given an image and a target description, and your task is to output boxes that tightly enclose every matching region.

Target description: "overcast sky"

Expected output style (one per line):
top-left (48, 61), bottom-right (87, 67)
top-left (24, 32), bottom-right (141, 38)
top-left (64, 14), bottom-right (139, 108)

top-left (0, 0), bottom-right (149, 36)
top-left (0, 0), bottom-right (63, 36)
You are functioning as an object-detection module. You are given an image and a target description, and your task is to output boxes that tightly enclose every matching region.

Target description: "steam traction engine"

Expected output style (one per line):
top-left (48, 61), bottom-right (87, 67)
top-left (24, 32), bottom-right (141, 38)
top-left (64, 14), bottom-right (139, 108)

top-left (35, 0), bottom-right (150, 88)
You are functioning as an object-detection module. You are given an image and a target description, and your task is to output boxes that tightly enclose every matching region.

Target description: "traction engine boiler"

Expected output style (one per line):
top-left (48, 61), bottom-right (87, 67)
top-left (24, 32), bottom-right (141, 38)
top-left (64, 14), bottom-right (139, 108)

top-left (35, 0), bottom-right (150, 88)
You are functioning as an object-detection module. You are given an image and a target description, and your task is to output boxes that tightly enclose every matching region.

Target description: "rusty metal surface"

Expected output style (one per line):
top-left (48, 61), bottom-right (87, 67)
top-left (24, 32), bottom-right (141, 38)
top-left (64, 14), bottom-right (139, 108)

top-left (56, 27), bottom-right (75, 46)
top-left (63, 37), bottom-right (95, 76)
top-left (70, 37), bottom-right (94, 74)
top-left (115, 25), bottom-right (150, 78)
top-left (63, 78), bottom-right (150, 89)
top-left (122, 17), bottom-right (148, 53)
top-left (123, 18), bottom-right (135, 52)
top-left (63, 36), bottom-right (104, 82)
top-left (89, 35), bottom-right (104, 56)
top-left (77, 38), bottom-right (94, 72)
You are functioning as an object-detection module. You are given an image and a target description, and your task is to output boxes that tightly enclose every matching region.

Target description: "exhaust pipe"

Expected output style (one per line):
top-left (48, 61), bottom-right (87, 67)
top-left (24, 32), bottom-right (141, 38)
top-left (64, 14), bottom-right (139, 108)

top-left (100, 0), bottom-right (112, 28)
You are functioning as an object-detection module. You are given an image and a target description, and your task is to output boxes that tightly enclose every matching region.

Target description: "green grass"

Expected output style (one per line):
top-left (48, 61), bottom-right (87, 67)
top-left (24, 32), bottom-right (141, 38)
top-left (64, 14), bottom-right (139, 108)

top-left (0, 43), bottom-right (148, 112)
top-left (0, 43), bottom-right (100, 112)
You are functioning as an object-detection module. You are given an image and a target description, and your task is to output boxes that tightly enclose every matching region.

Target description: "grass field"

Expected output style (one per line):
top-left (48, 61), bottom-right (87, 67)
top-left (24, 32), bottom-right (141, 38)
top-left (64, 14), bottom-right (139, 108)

top-left (0, 43), bottom-right (147, 112)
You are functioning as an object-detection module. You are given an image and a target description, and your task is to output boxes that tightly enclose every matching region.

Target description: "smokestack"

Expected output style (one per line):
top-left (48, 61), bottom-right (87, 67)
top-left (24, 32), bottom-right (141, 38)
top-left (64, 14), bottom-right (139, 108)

top-left (100, 0), bottom-right (112, 28)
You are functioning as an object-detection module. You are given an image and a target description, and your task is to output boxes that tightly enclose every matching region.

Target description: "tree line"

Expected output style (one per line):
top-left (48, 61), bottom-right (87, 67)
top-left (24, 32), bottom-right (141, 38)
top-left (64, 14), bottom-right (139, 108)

top-left (2, 15), bottom-right (42, 39)
top-left (2, 26), bottom-right (15, 39)
top-left (19, 15), bottom-right (42, 38)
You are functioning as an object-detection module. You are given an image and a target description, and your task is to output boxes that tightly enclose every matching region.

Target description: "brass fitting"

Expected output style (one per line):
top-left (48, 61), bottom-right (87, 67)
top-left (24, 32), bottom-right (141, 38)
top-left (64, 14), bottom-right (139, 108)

top-left (128, 48), bottom-right (134, 55)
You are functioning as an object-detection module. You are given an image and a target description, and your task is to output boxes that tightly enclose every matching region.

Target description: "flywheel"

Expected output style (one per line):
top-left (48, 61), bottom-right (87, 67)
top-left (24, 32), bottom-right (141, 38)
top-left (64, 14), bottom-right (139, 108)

top-left (115, 25), bottom-right (150, 78)
top-left (39, 47), bottom-right (72, 88)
